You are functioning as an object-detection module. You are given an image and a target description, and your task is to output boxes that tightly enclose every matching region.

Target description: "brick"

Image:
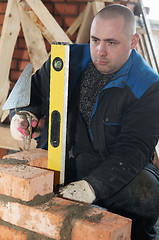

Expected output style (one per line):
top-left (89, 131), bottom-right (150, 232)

top-left (0, 25), bottom-right (2, 34)
top-left (54, 3), bottom-right (78, 16)
top-left (18, 38), bottom-right (27, 49)
top-left (10, 70), bottom-right (21, 82)
top-left (0, 148), bottom-right (7, 159)
top-left (3, 148), bottom-right (48, 168)
top-left (45, 40), bottom-right (51, 53)
top-left (44, 3), bottom-right (53, 14)
top-left (54, 15), bottom-right (63, 27)
top-left (13, 49), bottom-right (29, 60)
top-left (0, 224), bottom-right (27, 240)
top-left (64, 16), bottom-right (76, 28)
top-left (72, 213), bottom-right (131, 240)
top-left (9, 81), bottom-right (16, 92)
top-left (0, 197), bottom-right (131, 239)
top-left (10, 59), bottom-right (18, 69)
top-left (0, 3), bottom-right (7, 14)
top-left (0, 14), bottom-right (5, 25)
top-left (19, 60), bottom-right (30, 71)
top-left (0, 164), bottom-right (53, 201)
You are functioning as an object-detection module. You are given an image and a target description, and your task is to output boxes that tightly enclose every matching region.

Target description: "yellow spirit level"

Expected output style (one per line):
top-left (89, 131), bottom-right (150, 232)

top-left (48, 42), bottom-right (70, 185)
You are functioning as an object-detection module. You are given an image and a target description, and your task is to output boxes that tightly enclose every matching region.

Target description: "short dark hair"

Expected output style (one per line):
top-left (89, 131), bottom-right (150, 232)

top-left (95, 4), bottom-right (136, 35)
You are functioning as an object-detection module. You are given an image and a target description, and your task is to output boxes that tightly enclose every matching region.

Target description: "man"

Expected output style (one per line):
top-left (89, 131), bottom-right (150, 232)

top-left (10, 4), bottom-right (159, 239)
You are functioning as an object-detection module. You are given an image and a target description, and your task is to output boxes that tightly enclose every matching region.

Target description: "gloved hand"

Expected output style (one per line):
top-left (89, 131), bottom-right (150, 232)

top-left (59, 180), bottom-right (96, 203)
top-left (10, 111), bottom-right (38, 141)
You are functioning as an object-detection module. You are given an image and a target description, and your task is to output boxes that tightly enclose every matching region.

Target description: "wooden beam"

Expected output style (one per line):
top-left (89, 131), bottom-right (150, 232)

top-left (76, 2), bottom-right (94, 44)
top-left (66, 10), bottom-right (85, 38)
top-left (0, 0), bottom-right (21, 121)
top-left (16, 0), bottom-right (48, 71)
top-left (20, 0), bottom-right (72, 44)
top-left (92, 1), bottom-right (105, 15)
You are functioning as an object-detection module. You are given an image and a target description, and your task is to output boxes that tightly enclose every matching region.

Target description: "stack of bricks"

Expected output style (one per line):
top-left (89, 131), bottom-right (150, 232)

top-left (0, 148), bottom-right (132, 239)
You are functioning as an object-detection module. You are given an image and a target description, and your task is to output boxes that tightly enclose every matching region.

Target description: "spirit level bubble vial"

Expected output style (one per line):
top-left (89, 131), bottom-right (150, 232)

top-left (48, 42), bottom-right (70, 185)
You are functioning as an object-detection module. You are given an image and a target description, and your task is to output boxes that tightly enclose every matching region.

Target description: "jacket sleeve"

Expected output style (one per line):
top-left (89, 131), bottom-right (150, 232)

top-left (84, 81), bottom-right (159, 201)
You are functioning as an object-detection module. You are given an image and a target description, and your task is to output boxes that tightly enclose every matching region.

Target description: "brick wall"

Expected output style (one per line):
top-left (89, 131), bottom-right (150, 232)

top-left (0, 148), bottom-right (132, 240)
top-left (0, 0), bottom-right (139, 92)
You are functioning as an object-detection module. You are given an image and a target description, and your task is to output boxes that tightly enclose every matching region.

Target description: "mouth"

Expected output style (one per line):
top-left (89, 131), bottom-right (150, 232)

top-left (96, 59), bottom-right (109, 65)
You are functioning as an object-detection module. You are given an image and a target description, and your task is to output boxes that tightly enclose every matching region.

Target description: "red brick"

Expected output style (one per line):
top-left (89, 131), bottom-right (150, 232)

top-left (0, 3), bottom-right (7, 14)
top-left (54, 3), bottom-right (78, 16)
top-left (0, 197), bottom-right (131, 239)
top-left (19, 60), bottom-right (30, 71)
top-left (0, 14), bottom-right (4, 25)
top-left (3, 148), bottom-right (48, 167)
top-left (13, 49), bottom-right (29, 60)
top-left (10, 70), bottom-right (21, 82)
top-left (54, 15), bottom-right (63, 27)
top-left (0, 25), bottom-right (2, 34)
top-left (72, 213), bottom-right (131, 240)
top-left (44, 3), bottom-right (53, 14)
top-left (18, 38), bottom-right (27, 49)
top-left (69, 32), bottom-right (77, 43)
top-left (0, 164), bottom-right (53, 201)
top-left (45, 40), bottom-right (51, 53)
top-left (64, 16), bottom-right (76, 28)
top-left (10, 59), bottom-right (18, 69)
top-left (0, 148), bottom-right (7, 159)
top-left (0, 225), bottom-right (27, 240)
top-left (9, 81), bottom-right (16, 92)
top-left (3, 148), bottom-right (48, 169)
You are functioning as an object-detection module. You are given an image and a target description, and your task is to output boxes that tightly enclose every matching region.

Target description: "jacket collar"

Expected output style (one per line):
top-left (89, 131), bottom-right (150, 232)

top-left (112, 49), bottom-right (134, 81)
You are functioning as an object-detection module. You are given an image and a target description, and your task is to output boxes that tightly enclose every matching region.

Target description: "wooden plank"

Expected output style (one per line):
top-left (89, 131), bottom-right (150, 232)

top-left (16, 0), bottom-right (48, 71)
top-left (138, 34), bottom-right (150, 65)
top-left (0, 126), bottom-right (39, 151)
top-left (0, 0), bottom-right (21, 121)
top-left (143, 33), bottom-right (158, 71)
top-left (76, 2), bottom-right (94, 44)
top-left (152, 29), bottom-right (159, 67)
top-left (66, 10), bottom-right (85, 38)
top-left (20, 0), bottom-right (72, 44)
top-left (92, 1), bottom-right (105, 16)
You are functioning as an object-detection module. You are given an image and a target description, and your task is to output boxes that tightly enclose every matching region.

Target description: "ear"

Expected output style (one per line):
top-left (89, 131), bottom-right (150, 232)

top-left (131, 33), bottom-right (139, 49)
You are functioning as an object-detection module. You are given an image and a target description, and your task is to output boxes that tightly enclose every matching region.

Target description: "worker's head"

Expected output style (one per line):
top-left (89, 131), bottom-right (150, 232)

top-left (90, 4), bottom-right (139, 74)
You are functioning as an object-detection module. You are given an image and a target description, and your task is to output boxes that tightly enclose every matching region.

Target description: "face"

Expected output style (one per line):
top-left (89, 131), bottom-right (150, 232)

top-left (90, 16), bottom-right (138, 74)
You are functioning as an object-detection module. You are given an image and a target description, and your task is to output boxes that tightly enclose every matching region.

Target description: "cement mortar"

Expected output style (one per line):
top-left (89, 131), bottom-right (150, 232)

top-left (0, 157), bottom-right (28, 165)
top-left (0, 219), bottom-right (54, 240)
top-left (0, 192), bottom-right (55, 207)
top-left (60, 204), bottom-right (103, 240)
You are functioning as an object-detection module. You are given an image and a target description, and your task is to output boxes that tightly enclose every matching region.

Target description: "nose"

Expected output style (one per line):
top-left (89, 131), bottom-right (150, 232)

top-left (97, 42), bottom-right (107, 56)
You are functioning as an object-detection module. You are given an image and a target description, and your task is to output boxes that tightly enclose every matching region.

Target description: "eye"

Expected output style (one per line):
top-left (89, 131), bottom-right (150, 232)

top-left (91, 38), bottom-right (99, 43)
top-left (109, 41), bottom-right (116, 45)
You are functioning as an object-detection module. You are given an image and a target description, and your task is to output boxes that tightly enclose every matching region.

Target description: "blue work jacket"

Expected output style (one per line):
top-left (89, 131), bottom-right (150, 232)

top-left (17, 44), bottom-right (159, 201)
